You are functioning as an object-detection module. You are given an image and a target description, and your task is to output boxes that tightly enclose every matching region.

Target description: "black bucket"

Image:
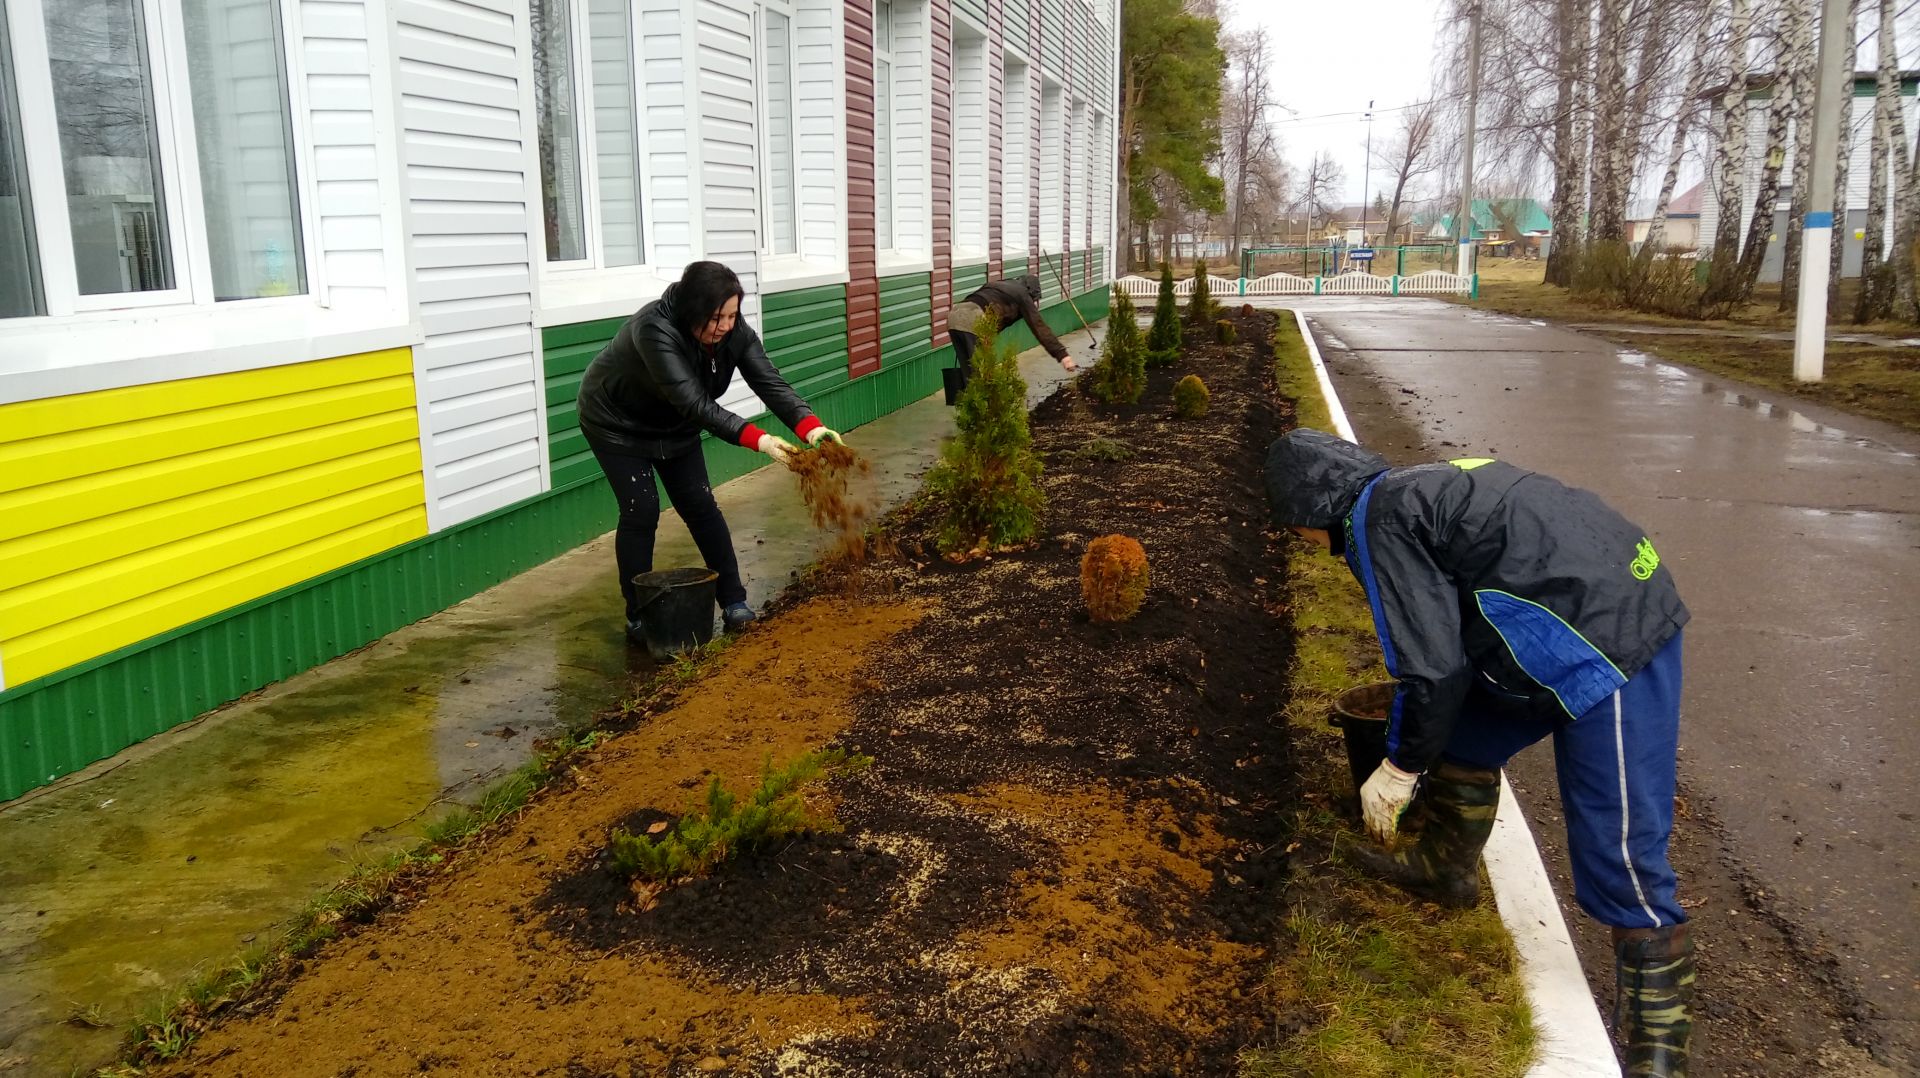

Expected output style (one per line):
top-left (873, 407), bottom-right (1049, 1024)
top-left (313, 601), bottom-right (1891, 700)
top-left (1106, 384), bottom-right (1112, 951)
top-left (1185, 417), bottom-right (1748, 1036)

top-left (630, 567), bottom-right (719, 661)
top-left (942, 365), bottom-right (967, 406)
top-left (1329, 681), bottom-right (1397, 795)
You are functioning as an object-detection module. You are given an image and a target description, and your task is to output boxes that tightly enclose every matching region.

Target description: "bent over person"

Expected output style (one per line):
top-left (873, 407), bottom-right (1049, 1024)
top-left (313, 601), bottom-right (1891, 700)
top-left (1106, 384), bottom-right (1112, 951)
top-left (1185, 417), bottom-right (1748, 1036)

top-left (941, 274), bottom-right (1077, 402)
top-left (1265, 429), bottom-right (1695, 1078)
top-left (577, 261), bottom-right (840, 640)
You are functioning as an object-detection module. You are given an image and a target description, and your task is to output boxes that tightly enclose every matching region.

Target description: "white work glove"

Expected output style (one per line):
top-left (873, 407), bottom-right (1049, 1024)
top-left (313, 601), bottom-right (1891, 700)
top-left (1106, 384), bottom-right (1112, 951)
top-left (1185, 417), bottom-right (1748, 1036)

top-left (1059, 355), bottom-right (1080, 372)
top-left (1360, 759), bottom-right (1422, 844)
top-left (755, 432), bottom-right (797, 465)
top-left (804, 425), bottom-right (842, 447)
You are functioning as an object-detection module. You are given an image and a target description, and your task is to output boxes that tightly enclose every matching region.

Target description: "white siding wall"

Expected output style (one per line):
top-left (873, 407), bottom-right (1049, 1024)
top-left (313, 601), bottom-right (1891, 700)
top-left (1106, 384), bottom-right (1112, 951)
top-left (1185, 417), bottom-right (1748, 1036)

top-left (695, 0), bottom-right (766, 418)
top-left (396, 0), bottom-right (546, 528)
top-left (301, 0), bottom-right (402, 308)
top-left (887, 0), bottom-right (929, 255)
top-left (952, 25), bottom-right (987, 259)
top-left (1039, 78), bottom-right (1063, 257)
top-left (1002, 52), bottom-right (1030, 256)
top-left (794, 0), bottom-right (840, 265)
top-left (639, 0), bottom-right (696, 264)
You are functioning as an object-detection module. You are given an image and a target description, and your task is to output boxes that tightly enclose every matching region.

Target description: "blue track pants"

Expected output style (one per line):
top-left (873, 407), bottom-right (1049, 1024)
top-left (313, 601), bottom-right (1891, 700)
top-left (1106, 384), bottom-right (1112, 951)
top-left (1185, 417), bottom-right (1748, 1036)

top-left (1444, 631), bottom-right (1687, 930)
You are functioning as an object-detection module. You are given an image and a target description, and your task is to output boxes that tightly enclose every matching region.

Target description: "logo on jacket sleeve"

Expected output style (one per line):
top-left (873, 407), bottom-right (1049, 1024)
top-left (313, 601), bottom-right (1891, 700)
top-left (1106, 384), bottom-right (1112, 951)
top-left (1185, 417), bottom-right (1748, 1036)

top-left (1631, 537), bottom-right (1661, 580)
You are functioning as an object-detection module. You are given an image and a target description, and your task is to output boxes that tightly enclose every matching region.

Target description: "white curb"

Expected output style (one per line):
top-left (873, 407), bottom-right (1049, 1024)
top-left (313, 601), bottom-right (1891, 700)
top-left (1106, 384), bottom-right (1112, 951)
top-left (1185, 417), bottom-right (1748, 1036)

top-left (1293, 312), bottom-right (1618, 1077)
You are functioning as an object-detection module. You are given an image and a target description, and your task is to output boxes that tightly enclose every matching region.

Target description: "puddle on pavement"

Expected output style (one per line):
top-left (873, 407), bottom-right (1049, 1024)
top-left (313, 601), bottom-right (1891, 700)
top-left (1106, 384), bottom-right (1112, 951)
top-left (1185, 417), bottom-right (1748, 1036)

top-left (0, 360), bottom-right (1087, 1074)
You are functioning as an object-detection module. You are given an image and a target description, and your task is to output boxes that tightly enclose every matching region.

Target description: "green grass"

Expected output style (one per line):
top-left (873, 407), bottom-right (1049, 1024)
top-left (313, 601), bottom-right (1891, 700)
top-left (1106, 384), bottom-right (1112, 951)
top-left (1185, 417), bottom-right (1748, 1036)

top-left (1246, 315), bottom-right (1536, 1078)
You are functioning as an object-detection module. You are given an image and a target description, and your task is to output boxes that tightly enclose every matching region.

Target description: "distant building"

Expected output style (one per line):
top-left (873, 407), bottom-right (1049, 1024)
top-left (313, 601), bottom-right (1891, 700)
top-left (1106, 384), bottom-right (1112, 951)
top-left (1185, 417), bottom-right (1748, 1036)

top-left (1628, 183), bottom-right (1705, 251)
top-left (1424, 199), bottom-right (1554, 257)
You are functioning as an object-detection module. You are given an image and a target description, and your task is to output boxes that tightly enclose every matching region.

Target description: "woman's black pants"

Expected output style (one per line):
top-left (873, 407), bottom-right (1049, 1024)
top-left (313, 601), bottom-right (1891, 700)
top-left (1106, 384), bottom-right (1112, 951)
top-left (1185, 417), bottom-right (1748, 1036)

top-left (590, 444), bottom-right (747, 621)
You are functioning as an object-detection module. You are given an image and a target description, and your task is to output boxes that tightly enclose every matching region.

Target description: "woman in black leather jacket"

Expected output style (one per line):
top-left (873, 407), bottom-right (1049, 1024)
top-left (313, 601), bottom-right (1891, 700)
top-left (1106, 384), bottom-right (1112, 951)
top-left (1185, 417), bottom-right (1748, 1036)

top-left (577, 261), bottom-right (840, 637)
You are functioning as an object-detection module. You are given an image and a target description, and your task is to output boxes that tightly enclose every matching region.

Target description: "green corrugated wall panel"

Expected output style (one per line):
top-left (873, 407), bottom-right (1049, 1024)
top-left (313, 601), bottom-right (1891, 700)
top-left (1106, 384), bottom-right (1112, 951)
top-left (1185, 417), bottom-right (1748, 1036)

top-left (1003, 256), bottom-right (1029, 279)
top-left (541, 317), bottom-right (625, 487)
top-left (953, 262), bottom-right (988, 302)
top-left (761, 284), bottom-right (851, 401)
top-left (0, 477), bottom-right (619, 802)
top-left (879, 271), bottom-right (933, 366)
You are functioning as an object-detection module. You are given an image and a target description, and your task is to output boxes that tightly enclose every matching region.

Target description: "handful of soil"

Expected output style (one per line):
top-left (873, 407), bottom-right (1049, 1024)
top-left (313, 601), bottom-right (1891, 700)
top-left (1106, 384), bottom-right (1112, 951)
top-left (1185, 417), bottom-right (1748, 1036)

top-left (785, 441), bottom-right (894, 567)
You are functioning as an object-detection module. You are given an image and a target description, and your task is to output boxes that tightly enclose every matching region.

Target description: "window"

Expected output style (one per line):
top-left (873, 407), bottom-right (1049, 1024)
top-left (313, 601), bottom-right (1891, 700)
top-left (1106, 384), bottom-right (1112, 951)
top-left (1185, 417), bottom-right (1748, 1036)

top-left (1, 0), bottom-right (308, 318)
top-left (951, 22), bottom-right (986, 258)
top-left (533, 0), bottom-right (645, 268)
top-left (1000, 52), bottom-right (1028, 257)
top-left (874, 0), bottom-right (893, 249)
top-left (760, 2), bottom-right (797, 256)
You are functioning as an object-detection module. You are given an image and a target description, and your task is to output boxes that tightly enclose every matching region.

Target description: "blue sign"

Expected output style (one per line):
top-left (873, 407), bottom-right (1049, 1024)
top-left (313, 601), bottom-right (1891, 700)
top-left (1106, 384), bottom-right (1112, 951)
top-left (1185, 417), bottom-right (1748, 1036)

top-left (1348, 248), bottom-right (1375, 261)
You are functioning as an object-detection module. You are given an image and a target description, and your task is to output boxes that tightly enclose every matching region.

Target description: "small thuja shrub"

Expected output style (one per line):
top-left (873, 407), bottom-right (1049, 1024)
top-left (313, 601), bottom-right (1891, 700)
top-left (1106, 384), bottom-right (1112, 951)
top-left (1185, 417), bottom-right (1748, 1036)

top-left (926, 311), bottom-right (1047, 552)
top-left (1068, 437), bottom-right (1136, 463)
top-left (1146, 263), bottom-right (1182, 367)
top-left (1187, 259), bottom-right (1215, 327)
top-left (1089, 285), bottom-right (1147, 405)
top-left (1081, 534), bottom-right (1151, 623)
top-left (608, 748), bottom-right (868, 882)
top-left (1173, 374), bottom-right (1210, 419)
top-left (1214, 319), bottom-right (1236, 345)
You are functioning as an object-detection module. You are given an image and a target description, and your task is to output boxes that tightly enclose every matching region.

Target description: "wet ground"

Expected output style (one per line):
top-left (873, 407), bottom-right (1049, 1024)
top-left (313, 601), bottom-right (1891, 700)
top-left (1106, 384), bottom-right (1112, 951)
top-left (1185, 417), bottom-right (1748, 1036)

top-left (1285, 296), bottom-right (1919, 1073)
top-left (0, 338), bottom-right (1098, 1076)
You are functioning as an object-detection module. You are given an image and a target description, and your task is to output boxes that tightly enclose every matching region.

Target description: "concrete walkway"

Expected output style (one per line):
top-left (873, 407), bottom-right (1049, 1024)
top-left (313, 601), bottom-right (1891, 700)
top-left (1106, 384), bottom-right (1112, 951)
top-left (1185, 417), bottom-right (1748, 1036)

top-left (1285, 296), bottom-right (1920, 1070)
top-left (1564, 320), bottom-right (1920, 349)
top-left (0, 335), bottom-right (1098, 1074)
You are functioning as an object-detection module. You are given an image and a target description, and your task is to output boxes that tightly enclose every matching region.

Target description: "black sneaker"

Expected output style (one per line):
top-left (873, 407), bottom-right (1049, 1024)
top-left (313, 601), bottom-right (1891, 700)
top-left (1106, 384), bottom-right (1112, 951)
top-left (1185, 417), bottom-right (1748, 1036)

top-left (721, 602), bottom-right (758, 631)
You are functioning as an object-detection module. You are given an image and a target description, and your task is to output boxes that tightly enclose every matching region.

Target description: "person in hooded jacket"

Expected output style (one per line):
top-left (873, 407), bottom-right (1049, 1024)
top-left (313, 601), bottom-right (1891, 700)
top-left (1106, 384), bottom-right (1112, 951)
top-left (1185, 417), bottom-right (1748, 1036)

top-left (577, 261), bottom-right (841, 639)
top-left (941, 274), bottom-right (1078, 402)
top-left (1266, 428), bottom-right (1695, 1078)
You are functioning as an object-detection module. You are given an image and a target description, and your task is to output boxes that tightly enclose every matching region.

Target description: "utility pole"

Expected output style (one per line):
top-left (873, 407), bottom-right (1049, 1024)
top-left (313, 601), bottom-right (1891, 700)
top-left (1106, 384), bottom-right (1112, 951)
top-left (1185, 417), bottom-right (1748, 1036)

top-left (1794, 0), bottom-right (1852, 381)
top-left (1362, 99), bottom-right (1375, 266)
top-left (1458, 2), bottom-right (1483, 277)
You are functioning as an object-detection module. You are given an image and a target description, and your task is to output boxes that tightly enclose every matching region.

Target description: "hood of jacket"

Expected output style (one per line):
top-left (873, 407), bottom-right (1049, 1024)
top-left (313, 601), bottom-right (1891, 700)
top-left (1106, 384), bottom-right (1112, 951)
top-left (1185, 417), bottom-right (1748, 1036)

top-left (1265, 429), bottom-right (1390, 530)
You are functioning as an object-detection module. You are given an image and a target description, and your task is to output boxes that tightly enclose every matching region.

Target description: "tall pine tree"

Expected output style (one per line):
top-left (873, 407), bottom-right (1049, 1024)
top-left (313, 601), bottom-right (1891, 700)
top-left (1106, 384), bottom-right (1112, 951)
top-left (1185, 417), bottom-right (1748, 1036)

top-left (1146, 263), bottom-right (1180, 366)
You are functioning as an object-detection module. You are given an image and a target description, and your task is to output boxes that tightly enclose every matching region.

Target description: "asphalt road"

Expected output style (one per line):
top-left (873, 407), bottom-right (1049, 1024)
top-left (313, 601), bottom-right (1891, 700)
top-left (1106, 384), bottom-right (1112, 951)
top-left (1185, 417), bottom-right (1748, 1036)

top-left (1290, 297), bottom-right (1918, 1073)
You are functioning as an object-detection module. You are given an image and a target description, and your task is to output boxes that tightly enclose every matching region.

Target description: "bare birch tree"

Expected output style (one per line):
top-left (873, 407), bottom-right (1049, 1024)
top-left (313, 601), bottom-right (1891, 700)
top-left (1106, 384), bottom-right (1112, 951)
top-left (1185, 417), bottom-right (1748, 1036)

top-left (1856, 0), bottom-right (1899, 320)
top-left (1375, 102), bottom-right (1444, 249)
top-left (1820, 0), bottom-right (1860, 307)
top-left (1221, 28), bottom-right (1284, 259)
top-left (1734, 0), bottom-right (1802, 299)
top-left (1588, 0), bottom-right (1638, 241)
top-left (1775, 0), bottom-right (1817, 305)
top-left (1702, 0), bottom-right (1754, 308)
top-left (1545, 0), bottom-right (1593, 283)
top-left (1646, 9), bottom-right (1719, 252)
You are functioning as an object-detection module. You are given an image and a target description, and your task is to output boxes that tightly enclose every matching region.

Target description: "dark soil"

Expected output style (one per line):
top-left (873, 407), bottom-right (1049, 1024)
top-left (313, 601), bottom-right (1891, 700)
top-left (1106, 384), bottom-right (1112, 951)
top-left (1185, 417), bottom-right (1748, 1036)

top-left (1322, 338), bottom-right (1893, 1077)
top-left (154, 311), bottom-right (1304, 1077)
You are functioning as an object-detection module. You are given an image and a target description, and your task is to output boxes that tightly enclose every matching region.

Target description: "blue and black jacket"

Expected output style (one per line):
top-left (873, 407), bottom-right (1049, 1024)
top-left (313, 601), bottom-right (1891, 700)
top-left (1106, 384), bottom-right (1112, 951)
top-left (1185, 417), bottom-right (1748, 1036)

top-left (1266, 430), bottom-right (1690, 774)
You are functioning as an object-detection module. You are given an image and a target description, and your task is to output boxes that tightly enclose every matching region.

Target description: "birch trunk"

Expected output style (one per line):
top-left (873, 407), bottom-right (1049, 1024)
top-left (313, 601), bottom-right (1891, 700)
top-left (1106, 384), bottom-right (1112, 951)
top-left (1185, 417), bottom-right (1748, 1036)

top-left (1735, 1), bottom-right (1798, 299)
top-left (1545, 0), bottom-right (1587, 284)
top-left (1892, 68), bottom-right (1917, 320)
top-left (1589, 0), bottom-right (1632, 241)
top-left (1702, 0), bottom-right (1753, 308)
top-left (1855, 0), bottom-right (1897, 321)
top-left (1827, 0), bottom-right (1858, 306)
top-left (1571, 0), bottom-right (1595, 248)
top-left (1646, 9), bottom-right (1717, 253)
top-left (1620, 0), bottom-right (1663, 225)
top-left (1777, 0), bottom-right (1816, 308)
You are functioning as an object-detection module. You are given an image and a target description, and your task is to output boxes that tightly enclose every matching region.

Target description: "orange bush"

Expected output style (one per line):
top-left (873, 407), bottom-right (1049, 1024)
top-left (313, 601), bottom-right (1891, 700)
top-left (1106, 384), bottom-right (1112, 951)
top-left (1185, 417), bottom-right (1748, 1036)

top-left (1080, 534), bottom-right (1150, 623)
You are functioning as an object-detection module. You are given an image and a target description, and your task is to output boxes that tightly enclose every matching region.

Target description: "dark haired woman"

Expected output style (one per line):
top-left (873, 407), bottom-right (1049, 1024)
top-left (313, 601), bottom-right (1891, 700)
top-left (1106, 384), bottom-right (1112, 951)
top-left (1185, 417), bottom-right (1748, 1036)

top-left (577, 261), bottom-right (841, 639)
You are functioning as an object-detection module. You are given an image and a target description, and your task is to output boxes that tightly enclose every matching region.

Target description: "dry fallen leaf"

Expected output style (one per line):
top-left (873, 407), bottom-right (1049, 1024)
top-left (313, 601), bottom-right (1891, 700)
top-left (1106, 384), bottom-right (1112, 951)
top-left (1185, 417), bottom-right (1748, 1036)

top-left (646, 821), bottom-right (670, 835)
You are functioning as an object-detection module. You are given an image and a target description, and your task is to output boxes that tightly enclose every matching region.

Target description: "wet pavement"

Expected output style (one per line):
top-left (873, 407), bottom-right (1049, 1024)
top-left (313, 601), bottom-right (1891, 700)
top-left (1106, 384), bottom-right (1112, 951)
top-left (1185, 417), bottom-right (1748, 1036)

top-left (1283, 296), bottom-right (1920, 1069)
top-left (0, 336), bottom-right (1094, 1075)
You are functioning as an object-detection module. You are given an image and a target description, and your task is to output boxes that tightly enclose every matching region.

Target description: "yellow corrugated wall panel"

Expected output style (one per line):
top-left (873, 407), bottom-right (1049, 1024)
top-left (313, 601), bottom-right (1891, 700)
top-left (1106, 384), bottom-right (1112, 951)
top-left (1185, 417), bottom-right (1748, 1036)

top-left (0, 349), bottom-right (411, 444)
top-left (4, 508), bottom-right (428, 684)
top-left (0, 413), bottom-right (420, 543)
top-left (0, 445), bottom-right (422, 586)
top-left (0, 376), bottom-right (417, 493)
top-left (0, 349), bottom-right (428, 686)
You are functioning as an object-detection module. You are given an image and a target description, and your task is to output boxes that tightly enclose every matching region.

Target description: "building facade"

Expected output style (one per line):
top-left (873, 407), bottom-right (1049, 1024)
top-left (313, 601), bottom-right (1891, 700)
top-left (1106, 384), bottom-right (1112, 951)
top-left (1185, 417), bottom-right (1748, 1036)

top-left (0, 0), bottom-right (1119, 800)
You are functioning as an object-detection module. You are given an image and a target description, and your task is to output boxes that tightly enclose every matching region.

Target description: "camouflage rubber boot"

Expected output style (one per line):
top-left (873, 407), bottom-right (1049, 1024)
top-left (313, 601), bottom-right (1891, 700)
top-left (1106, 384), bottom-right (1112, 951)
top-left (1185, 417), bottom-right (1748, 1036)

top-left (1346, 761), bottom-right (1500, 909)
top-left (1613, 921), bottom-right (1695, 1077)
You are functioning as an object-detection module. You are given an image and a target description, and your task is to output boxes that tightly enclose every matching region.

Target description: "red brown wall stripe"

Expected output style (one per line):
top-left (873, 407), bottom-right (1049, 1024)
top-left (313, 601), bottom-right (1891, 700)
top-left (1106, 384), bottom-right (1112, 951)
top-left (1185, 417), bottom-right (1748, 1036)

top-left (844, 0), bottom-right (880, 378)
top-left (929, 0), bottom-right (954, 346)
top-left (986, 0), bottom-right (1003, 281)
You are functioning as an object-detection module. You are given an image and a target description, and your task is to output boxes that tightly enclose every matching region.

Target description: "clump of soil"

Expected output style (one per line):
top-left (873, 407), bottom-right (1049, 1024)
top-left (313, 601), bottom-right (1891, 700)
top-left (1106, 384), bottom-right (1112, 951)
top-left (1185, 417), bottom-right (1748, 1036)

top-left (786, 441), bottom-right (896, 569)
top-left (149, 310), bottom-right (1301, 1078)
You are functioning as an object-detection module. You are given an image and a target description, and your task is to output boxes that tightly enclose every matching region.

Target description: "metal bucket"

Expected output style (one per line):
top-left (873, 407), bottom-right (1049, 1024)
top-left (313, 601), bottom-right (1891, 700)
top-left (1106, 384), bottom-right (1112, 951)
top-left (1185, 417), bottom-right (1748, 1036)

top-left (630, 567), bottom-right (719, 661)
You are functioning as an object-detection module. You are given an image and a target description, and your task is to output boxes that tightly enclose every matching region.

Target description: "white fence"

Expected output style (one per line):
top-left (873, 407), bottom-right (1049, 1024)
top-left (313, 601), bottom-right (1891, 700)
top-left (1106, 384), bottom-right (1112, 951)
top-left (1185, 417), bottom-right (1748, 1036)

top-left (1113, 271), bottom-right (1476, 299)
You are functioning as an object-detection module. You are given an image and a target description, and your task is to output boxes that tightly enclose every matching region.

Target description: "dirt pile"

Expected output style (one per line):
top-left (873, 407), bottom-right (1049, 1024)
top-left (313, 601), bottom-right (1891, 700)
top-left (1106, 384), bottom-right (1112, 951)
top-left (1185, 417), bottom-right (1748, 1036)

top-left (786, 441), bottom-right (896, 569)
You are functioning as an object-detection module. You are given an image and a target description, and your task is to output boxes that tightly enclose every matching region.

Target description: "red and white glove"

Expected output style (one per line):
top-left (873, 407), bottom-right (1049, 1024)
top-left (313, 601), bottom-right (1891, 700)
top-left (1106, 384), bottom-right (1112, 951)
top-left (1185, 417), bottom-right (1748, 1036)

top-left (1360, 759), bottom-right (1421, 844)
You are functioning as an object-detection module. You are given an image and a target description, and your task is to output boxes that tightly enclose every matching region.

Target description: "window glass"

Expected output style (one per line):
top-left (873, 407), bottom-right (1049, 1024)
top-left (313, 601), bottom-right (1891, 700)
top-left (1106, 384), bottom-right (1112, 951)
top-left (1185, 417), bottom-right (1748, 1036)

top-left (0, 6), bottom-right (43, 317)
top-left (44, 0), bottom-right (175, 295)
top-left (763, 8), bottom-right (796, 256)
top-left (533, 0), bottom-right (586, 261)
top-left (184, 0), bottom-right (306, 299)
top-left (587, 0), bottom-right (642, 266)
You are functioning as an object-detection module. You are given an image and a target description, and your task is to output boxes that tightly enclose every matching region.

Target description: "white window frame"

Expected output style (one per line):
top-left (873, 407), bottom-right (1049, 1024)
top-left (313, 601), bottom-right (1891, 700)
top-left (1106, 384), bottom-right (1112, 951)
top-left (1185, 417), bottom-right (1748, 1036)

top-left (873, 0), bottom-right (928, 275)
top-left (755, 0), bottom-right (799, 262)
top-left (1000, 47), bottom-right (1030, 260)
top-left (535, 0), bottom-right (653, 278)
top-left (949, 14), bottom-right (987, 266)
top-left (1, 0), bottom-right (321, 321)
top-left (873, 0), bottom-right (895, 251)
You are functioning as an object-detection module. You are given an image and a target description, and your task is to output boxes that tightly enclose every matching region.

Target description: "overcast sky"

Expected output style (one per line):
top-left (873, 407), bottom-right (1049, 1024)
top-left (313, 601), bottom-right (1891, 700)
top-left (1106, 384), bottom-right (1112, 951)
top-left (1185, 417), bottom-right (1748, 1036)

top-left (1231, 0), bottom-right (1453, 205)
